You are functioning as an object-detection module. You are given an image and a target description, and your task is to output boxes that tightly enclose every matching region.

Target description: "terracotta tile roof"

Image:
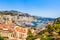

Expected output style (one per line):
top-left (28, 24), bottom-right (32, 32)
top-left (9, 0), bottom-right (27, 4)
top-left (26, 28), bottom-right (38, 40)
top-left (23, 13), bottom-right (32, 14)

top-left (8, 28), bottom-right (13, 32)
top-left (15, 26), bottom-right (27, 33)
top-left (0, 24), bottom-right (13, 32)
top-left (0, 27), bottom-right (3, 30)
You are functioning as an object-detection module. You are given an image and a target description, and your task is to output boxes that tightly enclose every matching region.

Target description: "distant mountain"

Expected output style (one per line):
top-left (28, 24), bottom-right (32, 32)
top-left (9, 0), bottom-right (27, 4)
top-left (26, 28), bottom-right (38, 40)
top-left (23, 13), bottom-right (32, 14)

top-left (0, 10), bottom-right (31, 17)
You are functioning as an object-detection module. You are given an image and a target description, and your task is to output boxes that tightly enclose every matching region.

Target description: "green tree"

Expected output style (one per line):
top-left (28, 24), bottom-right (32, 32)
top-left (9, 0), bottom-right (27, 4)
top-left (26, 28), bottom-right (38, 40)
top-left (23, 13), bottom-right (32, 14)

top-left (26, 30), bottom-right (36, 40)
top-left (0, 36), bottom-right (4, 40)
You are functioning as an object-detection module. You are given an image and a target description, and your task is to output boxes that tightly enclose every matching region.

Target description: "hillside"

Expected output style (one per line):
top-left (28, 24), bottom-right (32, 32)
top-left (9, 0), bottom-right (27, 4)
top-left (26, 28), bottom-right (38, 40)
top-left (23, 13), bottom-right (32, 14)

top-left (26, 17), bottom-right (60, 40)
top-left (0, 10), bottom-right (55, 28)
top-left (37, 17), bottom-right (60, 40)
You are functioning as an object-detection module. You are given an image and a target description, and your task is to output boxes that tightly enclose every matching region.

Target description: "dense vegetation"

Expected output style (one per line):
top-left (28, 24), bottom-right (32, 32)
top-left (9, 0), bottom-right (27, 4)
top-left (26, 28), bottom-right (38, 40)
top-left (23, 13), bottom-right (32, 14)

top-left (26, 17), bottom-right (60, 40)
top-left (26, 30), bottom-right (36, 40)
top-left (0, 36), bottom-right (4, 40)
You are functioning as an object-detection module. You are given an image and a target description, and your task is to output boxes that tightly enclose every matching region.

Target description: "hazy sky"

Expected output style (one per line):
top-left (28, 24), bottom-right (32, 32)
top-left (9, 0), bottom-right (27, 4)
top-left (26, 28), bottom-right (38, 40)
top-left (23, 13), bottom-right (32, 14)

top-left (0, 0), bottom-right (60, 18)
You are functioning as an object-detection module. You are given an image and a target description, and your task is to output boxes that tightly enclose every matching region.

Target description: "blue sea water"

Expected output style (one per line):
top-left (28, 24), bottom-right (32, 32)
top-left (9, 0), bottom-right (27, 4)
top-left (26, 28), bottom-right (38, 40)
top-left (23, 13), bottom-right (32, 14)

top-left (32, 18), bottom-right (55, 27)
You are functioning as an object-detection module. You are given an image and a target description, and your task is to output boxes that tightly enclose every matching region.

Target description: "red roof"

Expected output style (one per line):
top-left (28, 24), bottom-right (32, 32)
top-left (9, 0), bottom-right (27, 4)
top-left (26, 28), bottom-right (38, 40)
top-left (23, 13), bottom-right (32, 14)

top-left (15, 26), bottom-right (27, 33)
top-left (0, 23), bottom-right (13, 32)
